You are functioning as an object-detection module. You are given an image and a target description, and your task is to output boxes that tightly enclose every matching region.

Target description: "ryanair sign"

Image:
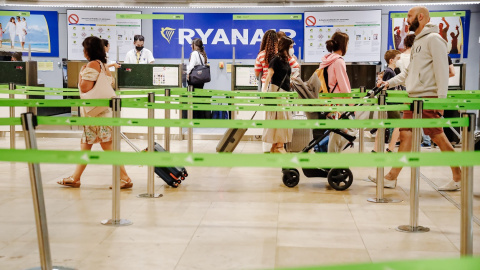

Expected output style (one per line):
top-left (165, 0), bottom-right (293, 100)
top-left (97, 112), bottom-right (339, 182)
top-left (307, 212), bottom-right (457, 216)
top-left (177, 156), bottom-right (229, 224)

top-left (152, 13), bottom-right (303, 59)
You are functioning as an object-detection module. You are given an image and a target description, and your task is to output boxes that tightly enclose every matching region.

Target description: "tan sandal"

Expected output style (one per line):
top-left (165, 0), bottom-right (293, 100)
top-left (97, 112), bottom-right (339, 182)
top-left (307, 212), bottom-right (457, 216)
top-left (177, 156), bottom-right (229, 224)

top-left (109, 179), bottom-right (133, 189)
top-left (57, 176), bottom-right (81, 188)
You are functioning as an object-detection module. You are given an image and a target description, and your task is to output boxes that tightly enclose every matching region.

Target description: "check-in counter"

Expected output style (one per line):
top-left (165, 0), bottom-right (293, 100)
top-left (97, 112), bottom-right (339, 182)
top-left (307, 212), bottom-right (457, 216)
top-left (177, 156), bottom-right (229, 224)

top-left (0, 61), bottom-right (37, 132)
top-left (117, 64), bottom-right (183, 137)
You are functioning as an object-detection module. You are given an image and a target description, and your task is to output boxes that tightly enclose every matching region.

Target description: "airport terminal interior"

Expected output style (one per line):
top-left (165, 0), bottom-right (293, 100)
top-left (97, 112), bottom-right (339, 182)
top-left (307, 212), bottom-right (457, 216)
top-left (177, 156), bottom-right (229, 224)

top-left (0, 0), bottom-right (480, 269)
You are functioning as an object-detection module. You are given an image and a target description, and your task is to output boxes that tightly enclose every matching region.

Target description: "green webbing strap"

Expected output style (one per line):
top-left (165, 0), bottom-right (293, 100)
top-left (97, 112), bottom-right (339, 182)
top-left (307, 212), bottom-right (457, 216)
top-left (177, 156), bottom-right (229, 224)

top-left (16, 86), bottom-right (78, 92)
top-left (387, 97), bottom-right (480, 110)
top-left (150, 96), bottom-right (376, 105)
top-left (32, 117), bottom-right (468, 129)
top-left (118, 88), bottom-right (299, 98)
top-left (0, 98), bottom-right (109, 107)
top-left (0, 89), bottom-right (80, 96)
top-left (280, 257), bottom-right (480, 270)
top-left (0, 118), bottom-right (21, 126)
top-left (0, 149), bottom-right (478, 168)
top-left (123, 102), bottom-right (410, 112)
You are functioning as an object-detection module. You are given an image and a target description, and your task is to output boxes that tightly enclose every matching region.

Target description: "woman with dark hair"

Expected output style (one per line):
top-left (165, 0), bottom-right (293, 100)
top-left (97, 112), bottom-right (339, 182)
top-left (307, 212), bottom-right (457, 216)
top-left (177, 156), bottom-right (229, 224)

top-left (102, 39), bottom-right (121, 71)
top-left (58, 36), bottom-right (133, 189)
top-left (11, 52), bottom-right (22, 61)
top-left (319, 31), bottom-right (351, 94)
top-left (254, 30), bottom-right (278, 86)
top-left (396, 34), bottom-right (415, 75)
top-left (261, 36), bottom-right (294, 153)
top-left (186, 38), bottom-right (210, 118)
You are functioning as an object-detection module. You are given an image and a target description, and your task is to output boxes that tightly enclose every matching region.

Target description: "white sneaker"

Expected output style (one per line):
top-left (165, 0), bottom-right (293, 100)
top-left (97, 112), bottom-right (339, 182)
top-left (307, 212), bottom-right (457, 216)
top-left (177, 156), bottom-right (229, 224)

top-left (438, 180), bottom-right (461, 191)
top-left (384, 179), bottom-right (397, 189)
top-left (367, 176), bottom-right (396, 188)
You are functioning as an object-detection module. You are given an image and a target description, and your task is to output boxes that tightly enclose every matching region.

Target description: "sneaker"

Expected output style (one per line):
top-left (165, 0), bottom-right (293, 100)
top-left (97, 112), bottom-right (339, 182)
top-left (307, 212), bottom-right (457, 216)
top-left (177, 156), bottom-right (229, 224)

top-left (367, 176), bottom-right (397, 188)
top-left (395, 141), bottom-right (401, 147)
top-left (421, 142), bottom-right (431, 148)
top-left (386, 148), bottom-right (393, 153)
top-left (438, 180), bottom-right (461, 191)
top-left (371, 150), bottom-right (376, 153)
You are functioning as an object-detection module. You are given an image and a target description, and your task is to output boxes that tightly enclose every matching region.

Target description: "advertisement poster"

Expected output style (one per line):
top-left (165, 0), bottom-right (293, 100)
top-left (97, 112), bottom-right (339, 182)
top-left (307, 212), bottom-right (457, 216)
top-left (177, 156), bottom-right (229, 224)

top-left (152, 13), bottom-right (304, 60)
top-left (388, 11), bottom-right (470, 58)
top-left (67, 10), bottom-right (141, 61)
top-left (0, 10), bottom-right (59, 57)
top-left (304, 10), bottom-right (382, 63)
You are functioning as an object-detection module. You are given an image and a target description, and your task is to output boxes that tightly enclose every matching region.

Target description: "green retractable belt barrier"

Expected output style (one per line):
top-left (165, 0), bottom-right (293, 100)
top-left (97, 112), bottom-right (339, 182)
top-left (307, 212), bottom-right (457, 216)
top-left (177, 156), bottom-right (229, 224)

top-left (0, 116), bottom-right (468, 130)
top-left (0, 149), bottom-right (479, 168)
top-left (279, 257), bottom-right (480, 270)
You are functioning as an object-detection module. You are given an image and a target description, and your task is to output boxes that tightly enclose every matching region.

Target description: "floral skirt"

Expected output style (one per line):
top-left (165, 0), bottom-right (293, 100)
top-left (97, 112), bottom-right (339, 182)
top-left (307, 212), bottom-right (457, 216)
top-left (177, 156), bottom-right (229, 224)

top-left (81, 108), bottom-right (113, 144)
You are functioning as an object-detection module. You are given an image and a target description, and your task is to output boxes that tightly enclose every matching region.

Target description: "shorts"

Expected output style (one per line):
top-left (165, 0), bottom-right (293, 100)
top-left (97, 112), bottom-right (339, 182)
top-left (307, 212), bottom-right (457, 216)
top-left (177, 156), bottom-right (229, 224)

top-left (400, 109), bottom-right (444, 136)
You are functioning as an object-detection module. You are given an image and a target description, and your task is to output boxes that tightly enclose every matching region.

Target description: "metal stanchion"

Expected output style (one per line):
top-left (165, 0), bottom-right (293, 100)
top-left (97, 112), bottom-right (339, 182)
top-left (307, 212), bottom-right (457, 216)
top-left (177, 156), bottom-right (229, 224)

top-left (358, 86), bottom-right (366, 153)
top-left (9, 82), bottom-right (16, 150)
top-left (165, 89), bottom-right (171, 151)
top-left (398, 100), bottom-right (429, 232)
top-left (102, 97), bottom-right (132, 226)
top-left (460, 113), bottom-right (475, 255)
top-left (138, 93), bottom-right (162, 199)
top-left (368, 95), bottom-right (402, 204)
top-left (22, 113), bottom-right (74, 270)
top-left (187, 85), bottom-right (194, 153)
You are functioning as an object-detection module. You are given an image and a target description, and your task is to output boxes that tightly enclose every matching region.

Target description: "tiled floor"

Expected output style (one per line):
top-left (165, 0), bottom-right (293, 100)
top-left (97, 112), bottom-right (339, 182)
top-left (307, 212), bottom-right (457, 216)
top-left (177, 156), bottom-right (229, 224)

top-left (0, 134), bottom-right (479, 270)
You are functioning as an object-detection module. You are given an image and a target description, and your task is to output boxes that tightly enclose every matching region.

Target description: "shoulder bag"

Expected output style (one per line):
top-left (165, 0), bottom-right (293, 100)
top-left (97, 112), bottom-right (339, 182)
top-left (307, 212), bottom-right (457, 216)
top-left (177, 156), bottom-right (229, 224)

top-left (79, 61), bottom-right (116, 117)
top-left (189, 52), bottom-right (211, 85)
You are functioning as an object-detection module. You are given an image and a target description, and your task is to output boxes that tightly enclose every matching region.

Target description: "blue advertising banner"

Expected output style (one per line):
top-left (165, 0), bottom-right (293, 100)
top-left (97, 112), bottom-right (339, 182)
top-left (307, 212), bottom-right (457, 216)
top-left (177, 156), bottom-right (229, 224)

top-left (152, 13), bottom-right (303, 60)
top-left (0, 10), bottom-right (59, 57)
top-left (388, 10), bottom-right (470, 58)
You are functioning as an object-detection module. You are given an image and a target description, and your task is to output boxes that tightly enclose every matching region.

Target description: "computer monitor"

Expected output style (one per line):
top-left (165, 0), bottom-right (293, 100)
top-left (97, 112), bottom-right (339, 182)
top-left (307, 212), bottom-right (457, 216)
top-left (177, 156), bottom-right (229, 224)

top-left (232, 65), bottom-right (258, 90)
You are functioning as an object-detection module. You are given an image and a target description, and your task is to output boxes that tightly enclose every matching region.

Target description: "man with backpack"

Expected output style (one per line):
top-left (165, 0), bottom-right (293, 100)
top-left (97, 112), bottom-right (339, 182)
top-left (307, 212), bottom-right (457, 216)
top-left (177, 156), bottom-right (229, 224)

top-left (376, 6), bottom-right (461, 191)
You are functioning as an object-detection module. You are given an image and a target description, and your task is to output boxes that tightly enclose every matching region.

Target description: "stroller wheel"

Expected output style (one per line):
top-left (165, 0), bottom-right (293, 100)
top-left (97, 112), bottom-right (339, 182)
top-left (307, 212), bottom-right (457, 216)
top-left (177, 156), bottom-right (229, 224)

top-left (282, 169), bottom-right (300, 188)
top-left (327, 168), bottom-right (353, 191)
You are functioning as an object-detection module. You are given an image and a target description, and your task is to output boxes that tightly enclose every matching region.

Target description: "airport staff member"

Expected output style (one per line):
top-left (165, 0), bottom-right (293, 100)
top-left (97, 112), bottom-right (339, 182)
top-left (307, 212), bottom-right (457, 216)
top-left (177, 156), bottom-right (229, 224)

top-left (124, 35), bottom-right (155, 64)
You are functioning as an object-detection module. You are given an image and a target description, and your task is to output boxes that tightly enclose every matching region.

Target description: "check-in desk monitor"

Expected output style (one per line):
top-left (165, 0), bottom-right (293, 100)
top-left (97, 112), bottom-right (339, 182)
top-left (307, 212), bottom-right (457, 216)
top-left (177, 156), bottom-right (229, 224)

top-left (232, 65), bottom-right (258, 91)
top-left (0, 61), bottom-right (27, 85)
top-left (118, 64), bottom-right (181, 89)
top-left (448, 63), bottom-right (465, 90)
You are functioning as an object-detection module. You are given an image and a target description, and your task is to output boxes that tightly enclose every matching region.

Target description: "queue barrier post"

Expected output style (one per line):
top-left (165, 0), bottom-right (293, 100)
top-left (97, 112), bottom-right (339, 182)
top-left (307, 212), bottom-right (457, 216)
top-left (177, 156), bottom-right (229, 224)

top-left (165, 88), bottom-right (171, 151)
top-left (138, 93), bottom-right (162, 199)
top-left (358, 86), bottom-right (366, 153)
top-left (102, 97), bottom-right (132, 226)
top-left (368, 94), bottom-right (402, 204)
top-left (9, 82), bottom-right (16, 149)
top-left (21, 112), bottom-right (74, 270)
top-left (460, 113), bottom-right (475, 255)
top-left (398, 100), bottom-right (429, 233)
top-left (187, 85), bottom-right (194, 153)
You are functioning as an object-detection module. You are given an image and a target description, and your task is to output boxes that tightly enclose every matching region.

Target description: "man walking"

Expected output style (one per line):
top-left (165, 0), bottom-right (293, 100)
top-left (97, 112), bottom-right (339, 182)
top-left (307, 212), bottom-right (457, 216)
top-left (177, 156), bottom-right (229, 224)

top-left (376, 6), bottom-right (461, 191)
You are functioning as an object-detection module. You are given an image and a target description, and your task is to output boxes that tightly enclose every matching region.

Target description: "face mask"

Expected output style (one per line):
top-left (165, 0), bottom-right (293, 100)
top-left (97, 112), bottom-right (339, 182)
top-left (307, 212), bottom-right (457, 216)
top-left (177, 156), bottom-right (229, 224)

top-left (136, 46), bottom-right (143, 51)
top-left (288, 48), bottom-right (294, 56)
top-left (409, 16), bottom-right (420, 32)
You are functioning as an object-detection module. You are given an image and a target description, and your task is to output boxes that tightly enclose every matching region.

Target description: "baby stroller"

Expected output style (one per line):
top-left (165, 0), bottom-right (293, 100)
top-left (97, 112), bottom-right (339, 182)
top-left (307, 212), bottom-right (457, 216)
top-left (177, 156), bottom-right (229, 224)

top-left (282, 76), bottom-right (384, 190)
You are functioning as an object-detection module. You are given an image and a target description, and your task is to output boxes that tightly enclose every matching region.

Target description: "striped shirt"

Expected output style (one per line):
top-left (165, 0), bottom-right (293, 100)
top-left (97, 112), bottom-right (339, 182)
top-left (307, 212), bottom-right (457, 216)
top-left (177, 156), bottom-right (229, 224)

top-left (255, 50), bottom-right (300, 83)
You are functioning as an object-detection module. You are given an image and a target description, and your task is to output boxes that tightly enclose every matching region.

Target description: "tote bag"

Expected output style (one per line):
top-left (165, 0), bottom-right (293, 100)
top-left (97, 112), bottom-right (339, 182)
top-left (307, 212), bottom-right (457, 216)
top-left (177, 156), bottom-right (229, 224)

top-left (79, 61), bottom-right (116, 117)
top-left (189, 52), bottom-right (211, 85)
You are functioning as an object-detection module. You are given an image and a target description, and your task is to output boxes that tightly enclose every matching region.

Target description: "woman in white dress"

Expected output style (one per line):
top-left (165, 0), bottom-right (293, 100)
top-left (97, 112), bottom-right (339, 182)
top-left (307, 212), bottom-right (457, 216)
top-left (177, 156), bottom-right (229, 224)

top-left (4, 17), bottom-right (16, 49)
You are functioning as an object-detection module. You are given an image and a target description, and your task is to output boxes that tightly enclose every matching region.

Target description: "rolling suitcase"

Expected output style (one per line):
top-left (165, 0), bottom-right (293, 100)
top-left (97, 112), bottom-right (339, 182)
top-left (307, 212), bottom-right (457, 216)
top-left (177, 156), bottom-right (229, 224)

top-left (286, 114), bottom-right (313, 152)
top-left (443, 110), bottom-right (461, 144)
top-left (216, 112), bottom-right (257, 153)
top-left (120, 133), bottom-right (188, 188)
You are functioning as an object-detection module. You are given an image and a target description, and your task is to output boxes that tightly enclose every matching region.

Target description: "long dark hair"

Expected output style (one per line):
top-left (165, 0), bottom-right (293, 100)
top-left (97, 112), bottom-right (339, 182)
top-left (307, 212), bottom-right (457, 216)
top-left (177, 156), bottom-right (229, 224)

top-left (82, 36), bottom-right (107, 63)
top-left (326, 32), bottom-right (349, 56)
top-left (277, 36), bottom-right (293, 62)
top-left (404, 34), bottom-right (415, 49)
top-left (191, 38), bottom-right (207, 63)
top-left (259, 30), bottom-right (277, 65)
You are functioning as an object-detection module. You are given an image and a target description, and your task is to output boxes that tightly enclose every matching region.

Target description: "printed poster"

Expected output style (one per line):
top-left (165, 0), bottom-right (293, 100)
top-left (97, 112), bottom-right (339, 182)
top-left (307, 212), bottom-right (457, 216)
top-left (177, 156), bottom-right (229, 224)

top-left (304, 10), bottom-right (382, 63)
top-left (67, 10), bottom-right (141, 61)
top-left (388, 11), bottom-right (470, 58)
top-left (0, 10), bottom-right (59, 57)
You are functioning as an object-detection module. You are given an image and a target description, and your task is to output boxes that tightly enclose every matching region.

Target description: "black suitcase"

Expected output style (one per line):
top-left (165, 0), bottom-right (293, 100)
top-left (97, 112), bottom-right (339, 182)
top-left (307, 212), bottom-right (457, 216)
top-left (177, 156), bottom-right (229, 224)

top-left (443, 110), bottom-right (461, 144)
top-left (152, 142), bottom-right (188, 188)
top-left (120, 133), bottom-right (188, 188)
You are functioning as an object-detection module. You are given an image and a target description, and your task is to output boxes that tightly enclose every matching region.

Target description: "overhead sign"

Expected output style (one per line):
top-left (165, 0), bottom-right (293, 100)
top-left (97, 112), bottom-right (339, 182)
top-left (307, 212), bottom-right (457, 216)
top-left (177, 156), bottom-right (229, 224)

top-left (304, 10), bottom-right (382, 63)
top-left (152, 13), bottom-right (303, 60)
